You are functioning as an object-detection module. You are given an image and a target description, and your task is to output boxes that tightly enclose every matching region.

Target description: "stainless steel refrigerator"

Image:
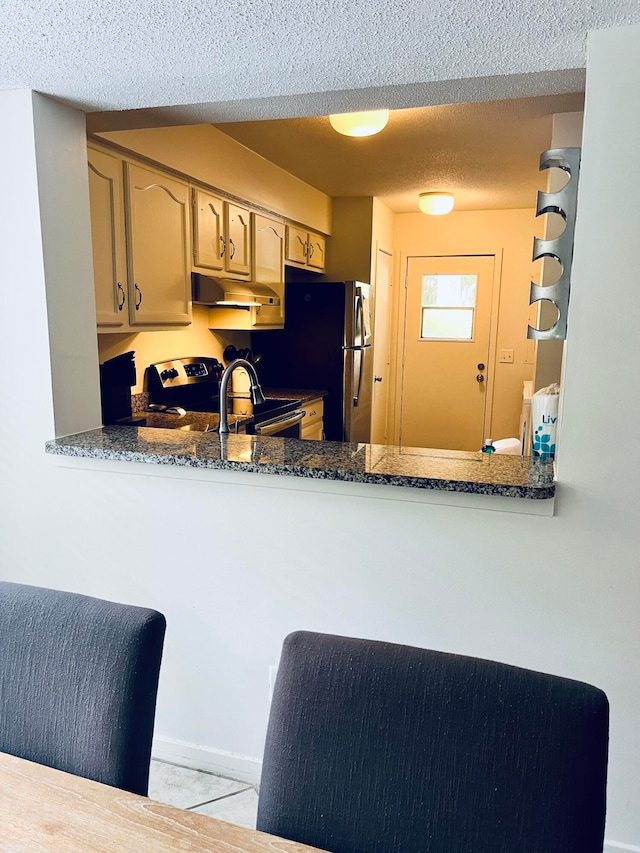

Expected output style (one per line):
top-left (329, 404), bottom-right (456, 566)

top-left (251, 281), bottom-right (374, 442)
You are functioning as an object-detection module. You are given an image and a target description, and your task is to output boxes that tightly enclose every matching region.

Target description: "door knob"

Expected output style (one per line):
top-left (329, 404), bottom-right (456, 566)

top-left (476, 374), bottom-right (485, 382)
top-left (477, 363), bottom-right (485, 370)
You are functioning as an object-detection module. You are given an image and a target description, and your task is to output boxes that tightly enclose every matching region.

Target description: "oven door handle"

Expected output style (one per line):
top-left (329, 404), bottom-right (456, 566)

top-left (254, 410), bottom-right (306, 436)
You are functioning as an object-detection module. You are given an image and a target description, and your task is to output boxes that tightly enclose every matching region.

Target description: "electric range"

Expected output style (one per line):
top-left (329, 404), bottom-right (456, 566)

top-left (139, 356), bottom-right (304, 436)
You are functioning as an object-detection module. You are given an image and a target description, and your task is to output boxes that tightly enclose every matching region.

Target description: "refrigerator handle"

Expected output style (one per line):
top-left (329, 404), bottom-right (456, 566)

top-left (355, 291), bottom-right (364, 347)
top-left (353, 347), bottom-right (364, 407)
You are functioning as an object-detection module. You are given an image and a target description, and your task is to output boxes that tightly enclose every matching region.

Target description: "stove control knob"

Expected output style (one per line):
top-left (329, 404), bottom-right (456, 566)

top-left (161, 367), bottom-right (179, 381)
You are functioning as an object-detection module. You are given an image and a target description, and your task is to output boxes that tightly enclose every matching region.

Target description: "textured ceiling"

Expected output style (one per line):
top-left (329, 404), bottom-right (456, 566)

top-left (214, 95), bottom-right (584, 212)
top-left (0, 0), bottom-right (638, 117)
top-left (0, 0), bottom-right (622, 212)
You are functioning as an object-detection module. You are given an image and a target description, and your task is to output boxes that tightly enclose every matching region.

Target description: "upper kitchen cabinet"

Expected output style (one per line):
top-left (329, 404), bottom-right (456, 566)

top-left (226, 202), bottom-right (252, 276)
top-left (285, 225), bottom-right (326, 272)
top-left (207, 213), bottom-right (285, 330)
top-left (88, 146), bottom-right (128, 328)
top-left (192, 189), bottom-right (252, 278)
top-left (89, 145), bottom-right (192, 332)
top-left (252, 214), bottom-right (285, 328)
top-left (125, 163), bottom-right (192, 326)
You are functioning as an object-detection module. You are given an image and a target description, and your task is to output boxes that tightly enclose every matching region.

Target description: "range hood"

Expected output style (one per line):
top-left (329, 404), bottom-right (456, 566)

top-left (192, 273), bottom-right (280, 310)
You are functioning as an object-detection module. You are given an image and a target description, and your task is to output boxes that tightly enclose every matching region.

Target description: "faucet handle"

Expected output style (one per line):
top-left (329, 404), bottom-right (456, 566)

top-left (250, 381), bottom-right (266, 406)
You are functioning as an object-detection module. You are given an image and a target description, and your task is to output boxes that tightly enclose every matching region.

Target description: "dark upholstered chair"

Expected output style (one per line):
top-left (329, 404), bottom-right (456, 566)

top-left (0, 581), bottom-right (166, 796)
top-left (257, 631), bottom-right (609, 853)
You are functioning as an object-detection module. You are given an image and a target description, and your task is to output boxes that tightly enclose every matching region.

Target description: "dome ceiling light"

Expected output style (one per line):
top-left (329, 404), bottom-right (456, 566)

top-left (419, 192), bottom-right (455, 215)
top-left (328, 109), bottom-right (390, 137)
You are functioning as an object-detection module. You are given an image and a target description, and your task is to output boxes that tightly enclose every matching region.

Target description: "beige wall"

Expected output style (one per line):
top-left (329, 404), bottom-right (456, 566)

top-left (323, 197), bottom-right (374, 282)
top-left (98, 124), bottom-right (332, 235)
top-left (391, 208), bottom-right (536, 443)
top-left (97, 307), bottom-right (248, 394)
top-left (323, 196), bottom-right (395, 284)
top-left (371, 197), bottom-right (395, 261)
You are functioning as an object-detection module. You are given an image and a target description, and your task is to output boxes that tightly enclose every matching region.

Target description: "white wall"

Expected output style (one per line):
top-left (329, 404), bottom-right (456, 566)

top-left (0, 23), bottom-right (639, 851)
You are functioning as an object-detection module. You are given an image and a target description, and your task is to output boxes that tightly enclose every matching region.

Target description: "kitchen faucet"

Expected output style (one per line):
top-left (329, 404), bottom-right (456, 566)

top-left (218, 359), bottom-right (266, 434)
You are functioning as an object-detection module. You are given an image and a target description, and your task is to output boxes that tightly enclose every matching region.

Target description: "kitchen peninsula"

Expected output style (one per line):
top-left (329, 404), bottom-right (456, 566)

top-left (45, 427), bottom-right (555, 501)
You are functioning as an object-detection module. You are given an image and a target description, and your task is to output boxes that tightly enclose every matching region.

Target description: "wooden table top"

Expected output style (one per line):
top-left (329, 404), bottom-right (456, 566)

top-left (0, 752), bottom-right (325, 853)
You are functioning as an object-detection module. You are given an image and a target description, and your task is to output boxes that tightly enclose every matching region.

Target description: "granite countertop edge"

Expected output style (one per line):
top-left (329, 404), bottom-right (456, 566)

top-left (44, 429), bottom-right (555, 501)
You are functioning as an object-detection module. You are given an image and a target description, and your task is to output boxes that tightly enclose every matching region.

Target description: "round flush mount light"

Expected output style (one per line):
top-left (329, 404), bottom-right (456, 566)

top-left (329, 109), bottom-right (390, 137)
top-left (419, 192), bottom-right (455, 215)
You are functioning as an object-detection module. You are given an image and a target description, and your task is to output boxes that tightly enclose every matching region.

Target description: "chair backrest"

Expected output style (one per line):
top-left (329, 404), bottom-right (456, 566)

top-left (257, 631), bottom-right (609, 853)
top-left (0, 581), bottom-right (165, 796)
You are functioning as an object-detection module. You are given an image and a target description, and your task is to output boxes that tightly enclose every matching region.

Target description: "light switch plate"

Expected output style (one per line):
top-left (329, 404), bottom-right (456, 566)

top-left (499, 349), bottom-right (515, 363)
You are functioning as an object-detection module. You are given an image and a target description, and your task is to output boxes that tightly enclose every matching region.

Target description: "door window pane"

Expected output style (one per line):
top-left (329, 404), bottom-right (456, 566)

top-left (421, 274), bottom-right (477, 340)
top-left (421, 308), bottom-right (474, 339)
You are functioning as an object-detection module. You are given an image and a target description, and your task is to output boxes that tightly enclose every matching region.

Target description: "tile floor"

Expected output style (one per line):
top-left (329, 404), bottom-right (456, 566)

top-left (148, 759), bottom-right (259, 829)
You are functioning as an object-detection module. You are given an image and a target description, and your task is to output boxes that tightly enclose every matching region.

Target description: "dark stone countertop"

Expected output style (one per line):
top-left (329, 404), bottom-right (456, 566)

top-left (115, 410), bottom-right (251, 433)
top-left (123, 389), bottom-right (325, 432)
top-left (45, 427), bottom-right (555, 500)
top-left (263, 388), bottom-right (328, 404)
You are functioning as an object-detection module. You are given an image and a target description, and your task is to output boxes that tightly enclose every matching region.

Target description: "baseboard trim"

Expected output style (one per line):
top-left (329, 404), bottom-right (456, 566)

top-left (152, 736), bottom-right (262, 786)
top-left (604, 841), bottom-right (640, 853)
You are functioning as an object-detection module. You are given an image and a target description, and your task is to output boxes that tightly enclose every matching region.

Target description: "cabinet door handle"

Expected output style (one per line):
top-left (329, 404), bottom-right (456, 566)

top-left (307, 241), bottom-right (314, 259)
top-left (229, 238), bottom-right (236, 259)
top-left (117, 282), bottom-right (125, 311)
top-left (219, 235), bottom-right (226, 258)
top-left (134, 283), bottom-right (143, 310)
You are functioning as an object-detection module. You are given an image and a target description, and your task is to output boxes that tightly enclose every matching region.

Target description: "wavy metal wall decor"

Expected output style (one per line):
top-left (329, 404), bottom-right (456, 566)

top-left (528, 147), bottom-right (581, 341)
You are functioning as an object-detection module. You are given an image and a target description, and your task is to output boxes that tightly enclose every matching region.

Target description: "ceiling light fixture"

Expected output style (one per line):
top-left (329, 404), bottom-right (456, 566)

top-left (328, 109), bottom-right (389, 137)
top-left (419, 192), bottom-right (455, 215)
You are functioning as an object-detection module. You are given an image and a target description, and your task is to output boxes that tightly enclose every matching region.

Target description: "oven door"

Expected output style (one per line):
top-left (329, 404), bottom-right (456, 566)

top-left (250, 409), bottom-right (305, 438)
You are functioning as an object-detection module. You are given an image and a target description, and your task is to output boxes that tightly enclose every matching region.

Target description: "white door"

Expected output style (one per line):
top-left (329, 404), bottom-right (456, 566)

top-left (400, 255), bottom-right (495, 451)
top-left (371, 248), bottom-right (393, 444)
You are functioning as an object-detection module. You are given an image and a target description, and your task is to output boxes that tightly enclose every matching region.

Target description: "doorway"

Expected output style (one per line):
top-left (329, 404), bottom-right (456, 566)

top-left (400, 254), bottom-right (496, 451)
top-left (371, 248), bottom-right (393, 444)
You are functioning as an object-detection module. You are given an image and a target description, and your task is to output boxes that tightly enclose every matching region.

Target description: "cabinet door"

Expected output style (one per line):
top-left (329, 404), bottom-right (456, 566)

top-left (253, 214), bottom-right (285, 328)
top-left (225, 202), bottom-right (252, 276)
top-left (126, 163), bottom-right (191, 326)
top-left (88, 148), bottom-right (127, 328)
top-left (301, 397), bottom-right (324, 440)
top-left (193, 189), bottom-right (224, 272)
top-left (307, 232), bottom-right (326, 270)
top-left (302, 421), bottom-right (324, 441)
top-left (285, 225), bottom-right (308, 265)
top-left (302, 397), bottom-right (323, 425)
top-left (253, 215), bottom-right (284, 286)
